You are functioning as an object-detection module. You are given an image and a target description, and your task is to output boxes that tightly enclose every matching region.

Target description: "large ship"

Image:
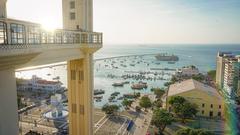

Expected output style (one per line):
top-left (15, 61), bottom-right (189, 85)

top-left (155, 53), bottom-right (179, 61)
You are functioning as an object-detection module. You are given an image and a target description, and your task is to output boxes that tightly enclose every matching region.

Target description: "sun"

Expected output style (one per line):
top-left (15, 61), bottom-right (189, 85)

top-left (40, 18), bottom-right (61, 31)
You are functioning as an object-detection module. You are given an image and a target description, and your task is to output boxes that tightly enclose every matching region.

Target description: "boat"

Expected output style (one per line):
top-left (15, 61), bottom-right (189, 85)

top-left (168, 61), bottom-right (175, 64)
top-left (123, 94), bottom-right (135, 99)
top-left (95, 99), bottom-right (102, 102)
top-left (111, 92), bottom-right (120, 96)
top-left (155, 53), bottom-right (179, 61)
top-left (94, 89), bottom-right (105, 95)
top-left (117, 96), bottom-right (124, 100)
top-left (131, 82), bottom-right (148, 90)
top-left (53, 76), bottom-right (60, 80)
top-left (112, 82), bottom-right (124, 87)
top-left (108, 96), bottom-right (115, 102)
top-left (94, 95), bottom-right (103, 99)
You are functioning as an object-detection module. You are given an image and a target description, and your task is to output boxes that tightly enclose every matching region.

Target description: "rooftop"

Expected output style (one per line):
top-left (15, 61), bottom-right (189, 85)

top-left (168, 79), bottom-right (222, 100)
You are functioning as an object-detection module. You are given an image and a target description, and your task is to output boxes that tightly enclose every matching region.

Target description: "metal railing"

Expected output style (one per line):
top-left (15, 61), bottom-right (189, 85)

top-left (0, 18), bottom-right (102, 48)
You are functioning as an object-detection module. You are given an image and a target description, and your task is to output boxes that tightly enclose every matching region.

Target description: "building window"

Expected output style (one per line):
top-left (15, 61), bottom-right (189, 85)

top-left (28, 26), bottom-right (40, 44)
top-left (202, 110), bottom-right (204, 114)
top-left (218, 112), bottom-right (221, 117)
top-left (202, 103), bottom-right (205, 108)
top-left (70, 1), bottom-right (75, 9)
top-left (209, 111), bottom-right (213, 117)
top-left (0, 21), bottom-right (7, 45)
top-left (210, 104), bottom-right (213, 108)
top-left (70, 12), bottom-right (76, 20)
top-left (219, 105), bottom-right (221, 109)
top-left (10, 23), bottom-right (25, 44)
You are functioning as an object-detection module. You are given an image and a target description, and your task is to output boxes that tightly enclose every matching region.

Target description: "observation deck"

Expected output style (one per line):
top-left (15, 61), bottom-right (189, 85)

top-left (0, 18), bottom-right (102, 70)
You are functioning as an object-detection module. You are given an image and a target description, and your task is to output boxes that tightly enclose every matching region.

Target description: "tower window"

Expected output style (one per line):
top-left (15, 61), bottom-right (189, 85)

top-left (70, 12), bottom-right (76, 20)
top-left (202, 110), bottom-right (204, 114)
top-left (202, 103), bottom-right (205, 108)
top-left (70, 1), bottom-right (75, 9)
top-left (219, 105), bottom-right (221, 109)
top-left (210, 104), bottom-right (213, 108)
top-left (218, 112), bottom-right (221, 117)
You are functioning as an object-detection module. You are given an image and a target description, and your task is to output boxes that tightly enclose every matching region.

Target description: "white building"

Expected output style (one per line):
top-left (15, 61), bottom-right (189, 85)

top-left (216, 52), bottom-right (240, 98)
top-left (176, 65), bottom-right (199, 76)
top-left (17, 75), bottom-right (62, 92)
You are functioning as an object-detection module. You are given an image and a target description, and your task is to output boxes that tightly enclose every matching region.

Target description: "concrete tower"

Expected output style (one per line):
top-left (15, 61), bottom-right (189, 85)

top-left (0, 0), bottom-right (7, 18)
top-left (62, 0), bottom-right (93, 31)
top-left (62, 0), bottom-right (95, 135)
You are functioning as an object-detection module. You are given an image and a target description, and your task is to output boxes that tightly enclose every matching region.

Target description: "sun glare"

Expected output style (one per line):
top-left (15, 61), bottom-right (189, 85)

top-left (40, 19), bottom-right (59, 31)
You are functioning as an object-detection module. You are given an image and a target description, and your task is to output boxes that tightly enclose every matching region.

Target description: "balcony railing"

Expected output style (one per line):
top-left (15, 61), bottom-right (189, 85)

top-left (0, 18), bottom-right (102, 48)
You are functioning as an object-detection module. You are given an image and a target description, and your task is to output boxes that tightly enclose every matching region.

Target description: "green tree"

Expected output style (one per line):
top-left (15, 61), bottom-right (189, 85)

top-left (164, 82), bottom-right (174, 87)
top-left (176, 128), bottom-right (214, 135)
top-left (169, 96), bottom-right (198, 123)
top-left (122, 99), bottom-right (133, 109)
top-left (151, 109), bottom-right (174, 135)
top-left (139, 96), bottom-right (152, 111)
top-left (207, 70), bottom-right (216, 82)
top-left (192, 74), bottom-right (205, 81)
top-left (152, 88), bottom-right (165, 98)
top-left (153, 99), bottom-right (162, 108)
top-left (102, 104), bottom-right (119, 115)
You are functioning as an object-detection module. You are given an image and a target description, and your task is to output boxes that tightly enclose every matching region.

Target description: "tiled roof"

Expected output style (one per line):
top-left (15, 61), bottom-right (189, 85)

top-left (168, 79), bottom-right (222, 100)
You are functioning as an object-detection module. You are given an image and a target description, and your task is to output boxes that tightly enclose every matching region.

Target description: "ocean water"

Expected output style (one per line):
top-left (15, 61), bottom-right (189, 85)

top-left (16, 44), bottom-right (240, 108)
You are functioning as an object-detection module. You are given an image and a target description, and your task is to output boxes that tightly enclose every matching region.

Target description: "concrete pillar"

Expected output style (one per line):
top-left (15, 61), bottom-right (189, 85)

top-left (0, 0), bottom-right (7, 18)
top-left (0, 68), bottom-right (19, 135)
top-left (67, 53), bottom-right (93, 135)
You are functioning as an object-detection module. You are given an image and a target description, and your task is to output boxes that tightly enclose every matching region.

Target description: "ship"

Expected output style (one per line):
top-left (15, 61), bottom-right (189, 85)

top-left (155, 53), bottom-right (179, 61)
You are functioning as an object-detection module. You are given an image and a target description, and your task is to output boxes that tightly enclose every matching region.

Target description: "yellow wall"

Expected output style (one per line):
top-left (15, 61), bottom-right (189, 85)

top-left (167, 89), bottom-right (224, 118)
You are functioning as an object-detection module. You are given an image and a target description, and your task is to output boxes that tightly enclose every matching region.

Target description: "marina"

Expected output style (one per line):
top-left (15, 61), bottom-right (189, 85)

top-left (16, 45), bottom-right (240, 108)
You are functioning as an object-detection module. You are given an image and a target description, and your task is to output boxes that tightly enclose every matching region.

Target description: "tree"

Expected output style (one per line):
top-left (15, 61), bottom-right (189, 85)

top-left (134, 92), bottom-right (141, 98)
top-left (164, 82), bottom-right (174, 87)
top-left (235, 96), bottom-right (240, 105)
top-left (139, 96), bottom-right (152, 110)
top-left (192, 73), bottom-right (205, 81)
top-left (151, 109), bottom-right (174, 135)
top-left (122, 99), bottom-right (133, 109)
top-left (207, 70), bottom-right (216, 82)
top-left (102, 104), bottom-right (119, 115)
top-left (153, 99), bottom-right (163, 108)
top-left (151, 88), bottom-right (165, 98)
top-left (169, 96), bottom-right (198, 123)
top-left (176, 128), bottom-right (214, 135)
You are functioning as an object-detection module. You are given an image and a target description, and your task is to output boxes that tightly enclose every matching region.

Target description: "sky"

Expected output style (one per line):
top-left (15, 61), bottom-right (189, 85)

top-left (7, 0), bottom-right (240, 44)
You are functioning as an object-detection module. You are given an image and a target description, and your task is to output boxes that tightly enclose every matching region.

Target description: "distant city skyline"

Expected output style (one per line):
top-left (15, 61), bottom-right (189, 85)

top-left (7, 0), bottom-right (240, 44)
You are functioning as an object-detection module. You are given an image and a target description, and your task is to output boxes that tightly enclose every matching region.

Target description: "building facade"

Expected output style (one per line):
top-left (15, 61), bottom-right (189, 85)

top-left (17, 75), bottom-right (62, 92)
top-left (176, 65), bottom-right (199, 76)
top-left (166, 79), bottom-right (224, 118)
top-left (216, 52), bottom-right (240, 98)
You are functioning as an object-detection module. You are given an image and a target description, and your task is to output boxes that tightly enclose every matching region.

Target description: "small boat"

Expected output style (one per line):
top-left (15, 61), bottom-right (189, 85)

top-left (47, 73), bottom-right (51, 76)
top-left (94, 95), bottom-right (103, 99)
top-left (108, 96), bottom-right (115, 102)
top-left (53, 76), bottom-right (60, 80)
top-left (117, 96), bottom-right (124, 100)
top-left (112, 82), bottom-right (124, 87)
top-left (111, 92), bottom-right (120, 96)
top-left (131, 82), bottom-right (148, 90)
top-left (95, 99), bottom-right (102, 102)
top-left (130, 64), bottom-right (135, 66)
top-left (94, 89), bottom-right (105, 95)
top-left (168, 61), bottom-right (175, 64)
